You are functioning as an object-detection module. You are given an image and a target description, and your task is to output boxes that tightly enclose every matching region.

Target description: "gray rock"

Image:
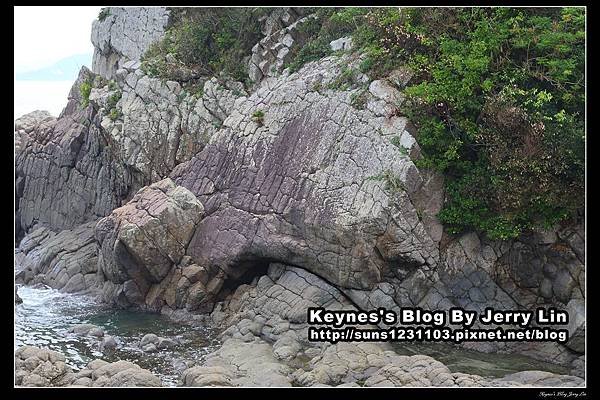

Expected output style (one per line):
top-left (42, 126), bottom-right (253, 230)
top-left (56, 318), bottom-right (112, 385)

top-left (15, 346), bottom-right (75, 387)
top-left (140, 333), bottom-right (159, 347)
top-left (249, 9), bottom-right (313, 82)
top-left (100, 336), bottom-right (118, 353)
top-left (570, 355), bottom-right (585, 379)
top-left (330, 37), bottom-right (353, 52)
top-left (142, 343), bottom-right (158, 353)
top-left (181, 338), bottom-right (292, 387)
top-left (90, 359), bottom-right (162, 387)
top-left (70, 324), bottom-right (104, 337)
top-left (539, 278), bottom-right (553, 299)
top-left (565, 299), bottom-right (585, 353)
top-left (88, 327), bottom-right (105, 338)
top-left (96, 179), bottom-right (204, 308)
top-left (91, 7), bottom-right (170, 79)
top-left (553, 269), bottom-right (576, 303)
top-left (157, 338), bottom-right (177, 349)
top-left (15, 67), bottom-right (130, 238)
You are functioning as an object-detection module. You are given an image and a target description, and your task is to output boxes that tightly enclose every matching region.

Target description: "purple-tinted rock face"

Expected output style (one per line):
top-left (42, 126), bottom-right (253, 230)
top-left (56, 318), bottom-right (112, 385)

top-left (167, 56), bottom-right (440, 294)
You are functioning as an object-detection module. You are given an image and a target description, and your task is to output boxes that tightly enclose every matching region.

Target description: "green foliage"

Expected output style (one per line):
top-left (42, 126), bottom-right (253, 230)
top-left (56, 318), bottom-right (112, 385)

top-left (287, 39), bottom-right (332, 73)
top-left (107, 90), bottom-right (121, 110)
top-left (389, 136), bottom-right (409, 156)
top-left (369, 170), bottom-right (405, 194)
top-left (108, 108), bottom-right (121, 121)
top-left (79, 79), bottom-right (92, 108)
top-left (142, 8), bottom-right (268, 84)
top-left (328, 66), bottom-right (359, 90)
top-left (286, 8), bottom-right (370, 73)
top-left (106, 90), bottom-right (122, 121)
top-left (252, 110), bottom-right (265, 125)
top-left (396, 7), bottom-right (585, 239)
top-left (350, 87), bottom-right (369, 109)
top-left (192, 84), bottom-right (204, 99)
top-left (294, 7), bottom-right (584, 239)
top-left (98, 8), bottom-right (111, 22)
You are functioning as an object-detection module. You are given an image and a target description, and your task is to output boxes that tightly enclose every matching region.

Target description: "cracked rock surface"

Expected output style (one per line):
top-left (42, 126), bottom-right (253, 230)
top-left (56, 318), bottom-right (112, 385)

top-left (15, 346), bottom-right (162, 387)
top-left (15, 7), bottom-right (585, 388)
top-left (92, 7), bottom-right (170, 79)
top-left (179, 263), bottom-right (583, 387)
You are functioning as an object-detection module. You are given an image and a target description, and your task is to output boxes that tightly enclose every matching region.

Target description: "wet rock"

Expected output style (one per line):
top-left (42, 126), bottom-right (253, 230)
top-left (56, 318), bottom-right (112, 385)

top-left (69, 324), bottom-right (104, 338)
top-left (140, 333), bottom-right (159, 347)
top-left (157, 337), bottom-right (177, 349)
top-left (15, 222), bottom-right (100, 294)
top-left (100, 336), bottom-right (118, 353)
top-left (142, 343), bottom-right (158, 353)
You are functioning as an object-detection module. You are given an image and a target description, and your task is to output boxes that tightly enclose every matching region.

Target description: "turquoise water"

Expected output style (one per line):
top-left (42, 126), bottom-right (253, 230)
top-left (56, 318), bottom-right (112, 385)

top-left (15, 286), bottom-right (219, 386)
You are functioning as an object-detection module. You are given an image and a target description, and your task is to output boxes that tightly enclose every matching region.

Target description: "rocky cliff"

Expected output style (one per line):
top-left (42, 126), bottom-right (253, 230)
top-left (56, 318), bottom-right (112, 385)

top-left (14, 7), bottom-right (585, 387)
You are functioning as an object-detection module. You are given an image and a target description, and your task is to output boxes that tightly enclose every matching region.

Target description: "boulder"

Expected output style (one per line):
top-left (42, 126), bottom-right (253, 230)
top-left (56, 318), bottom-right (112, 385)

top-left (15, 346), bottom-right (76, 387)
top-left (96, 178), bottom-right (204, 307)
top-left (89, 359), bottom-right (162, 387)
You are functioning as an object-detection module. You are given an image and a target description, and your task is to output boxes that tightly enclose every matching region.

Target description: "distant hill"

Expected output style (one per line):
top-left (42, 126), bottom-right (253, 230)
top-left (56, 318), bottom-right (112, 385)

top-left (16, 53), bottom-right (92, 81)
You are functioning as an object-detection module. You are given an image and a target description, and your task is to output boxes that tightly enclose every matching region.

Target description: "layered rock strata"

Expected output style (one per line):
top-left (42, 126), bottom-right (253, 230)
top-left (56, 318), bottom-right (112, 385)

top-left (14, 7), bottom-right (585, 387)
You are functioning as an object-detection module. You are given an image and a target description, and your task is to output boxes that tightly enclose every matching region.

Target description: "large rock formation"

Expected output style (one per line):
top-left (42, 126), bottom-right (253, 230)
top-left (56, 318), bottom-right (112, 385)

top-left (91, 7), bottom-right (170, 79)
top-left (179, 262), bottom-right (584, 387)
top-left (15, 67), bottom-right (135, 238)
top-left (14, 7), bottom-right (585, 387)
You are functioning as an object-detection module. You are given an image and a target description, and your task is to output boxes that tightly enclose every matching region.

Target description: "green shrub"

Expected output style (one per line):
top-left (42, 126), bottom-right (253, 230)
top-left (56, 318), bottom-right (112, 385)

top-left (286, 8), bottom-right (369, 73)
top-left (287, 39), bottom-right (332, 73)
top-left (328, 66), bottom-right (360, 91)
top-left (289, 7), bottom-right (584, 240)
top-left (107, 90), bottom-right (121, 110)
top-left (108, 108), bottom-right (121, 121)
top-left (79, 80), bottom-right (92, 108)
top-left (140, 7), bottom-right (585, 241)
top-left (369, 170), bottom-right (405, 194)
top-left (397, 7), bottom-right (585, 239)
top-left (141, 8), bottom-right (268, 84)
top-left (350, 87), bottom-right (369, 109)
top-left (252, 110), bottom-right (265, 125)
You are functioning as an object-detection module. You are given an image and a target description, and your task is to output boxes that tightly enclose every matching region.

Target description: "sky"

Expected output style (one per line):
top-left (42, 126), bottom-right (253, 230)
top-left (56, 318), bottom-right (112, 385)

top-left (14, 6), bottom-right (101, 73)
top-left (14, 6), bottom-right (102, 118)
